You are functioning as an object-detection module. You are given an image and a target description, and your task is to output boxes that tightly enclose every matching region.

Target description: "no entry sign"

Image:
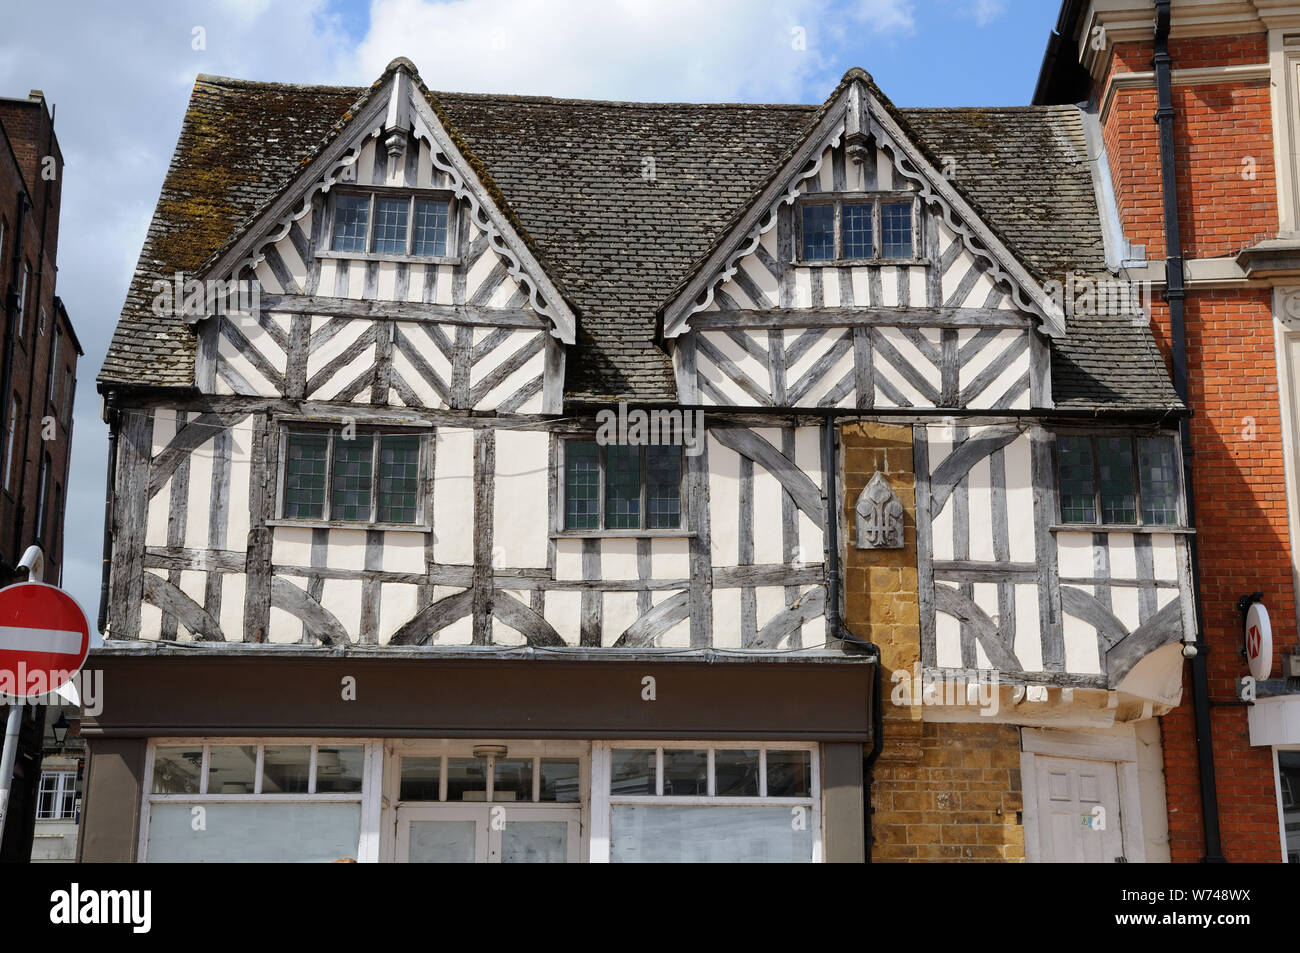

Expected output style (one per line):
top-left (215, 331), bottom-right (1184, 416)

top-left (0, 582), bottom-right (90, 700)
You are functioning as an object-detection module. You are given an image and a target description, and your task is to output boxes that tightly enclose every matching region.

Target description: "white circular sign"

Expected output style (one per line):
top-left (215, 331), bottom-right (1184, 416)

top-left (1245, 602), bottom-right (1273, 680)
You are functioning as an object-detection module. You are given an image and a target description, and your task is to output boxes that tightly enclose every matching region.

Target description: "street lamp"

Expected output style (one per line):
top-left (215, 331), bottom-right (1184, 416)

top-left (51, 712), bottom-right (69, 747)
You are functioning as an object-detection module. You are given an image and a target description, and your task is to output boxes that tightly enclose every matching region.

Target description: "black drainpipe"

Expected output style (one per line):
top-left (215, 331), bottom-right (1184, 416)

top-left (97, 392), bottom-right (119, 633)
top-left (1154, 0), bottom-right (1224, 863)
top-left (822, 417), bottom-right (884, 862)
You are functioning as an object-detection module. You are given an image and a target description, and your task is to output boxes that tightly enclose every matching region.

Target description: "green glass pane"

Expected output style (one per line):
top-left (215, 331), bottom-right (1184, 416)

top-left (646, 445), bottom-right (681, 529)
top-left (331, 434), bottom-right (373, 521)
top-left (1099, 436), bottom-right (1136, 524)
top-left (284, 432), bottom-right (328, 519)
top-left (1057, 436), bottom-right (1095, 524)
top-left (378, 435), bottom-right (420, 523)
top-left (605, 445), bottom-right (641, 529)
top-left (564, 441), bottom-right (599, 530)
top-left (1138, 436), bottom-right (1179, 525)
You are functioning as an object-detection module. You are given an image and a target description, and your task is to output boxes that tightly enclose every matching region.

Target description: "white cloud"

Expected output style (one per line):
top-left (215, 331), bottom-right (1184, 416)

top-left (0, 0), bottom-right (919, 621)
top-left (960, 0), bottom-right (1008, 27)
top-left (355, 0), bottom-right (914, 103)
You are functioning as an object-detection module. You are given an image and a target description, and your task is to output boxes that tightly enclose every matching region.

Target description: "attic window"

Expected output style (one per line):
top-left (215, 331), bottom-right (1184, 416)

top-left (797, 195), bottom-right (919, 264)
top-left (329, 189), bottom-right (454, 259)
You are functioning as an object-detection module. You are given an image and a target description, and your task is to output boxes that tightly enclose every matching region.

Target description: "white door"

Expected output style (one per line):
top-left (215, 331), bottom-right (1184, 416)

top-left (397, 804), bottom-right (580, 863)
top-left (1034, 756), bottom-right (1125, 863)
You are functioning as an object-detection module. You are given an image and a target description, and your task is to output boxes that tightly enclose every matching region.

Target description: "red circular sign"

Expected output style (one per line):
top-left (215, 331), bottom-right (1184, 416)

top-left (0, 582), bottom-right (91, 700)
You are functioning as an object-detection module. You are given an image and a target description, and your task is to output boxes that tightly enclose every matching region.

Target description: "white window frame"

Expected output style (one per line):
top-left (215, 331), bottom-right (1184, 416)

top-left (1273, 744), bottom-right (1300, 863)
top-left (381, 739), bottom-right (591, 863)
top-left (589, 741), bottom-right (822, 863)
top-left (2, 393), bottom-right (17, 494)
top-left (138, 738), bottom-right (384, 863)
top-left (37, 769), bottom-right (77, 820)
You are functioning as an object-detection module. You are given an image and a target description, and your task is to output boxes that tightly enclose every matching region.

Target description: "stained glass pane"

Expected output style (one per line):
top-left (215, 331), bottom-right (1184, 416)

top-left (801, 204), bottom-right (835, 261)
top-left (605, 445), bottom-right (641, 529)
top-left (882, 202), bottom-right (913, 258)
top-left (330, 194), bottom-right (369, 253)
top-left (378, 434), bottom-right (420, 523)
top-left (284, 432), bottom-right (328, 519)
top-left (1138, 436), bottom-right (1179, 525)
top-left (646, 445), bottom-right (681, 529)
top-left (1057, 436), bottom-right (1095, 524)
top-left (1099, 436), bottom-right (1137, 524)
top-left (332, 434), bottom-right (373, 521)
top-left (371, 196), bottom-right (409, 254)
top-left (842, 203), bottom-right (873, 258)
top-left (413, 199), bottom-right (449, 256)
top-left (564, 441), bottom-right (599, 529)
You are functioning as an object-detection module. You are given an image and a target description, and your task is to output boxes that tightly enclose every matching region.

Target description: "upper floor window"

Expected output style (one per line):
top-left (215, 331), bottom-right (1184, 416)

top-left (281, 426), bottom-right (424, 526)
top-left (1056, 434), bottom-right (1182, 527)
top-left (17, 261), bottom-right (29, 340)
top-left (329, 190), bottom-right (453, 259)
top-left (798, 195), bottom-right (917, 264)
top-left (3, 393), bottom-right (18, 493)
top-left (37, 769), bottom-right (77, 821)
top-left (562, 441), bottom-right (683, 532)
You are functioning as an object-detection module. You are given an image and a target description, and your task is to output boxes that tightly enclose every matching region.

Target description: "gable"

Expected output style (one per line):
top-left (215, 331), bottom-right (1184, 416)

top-left (662, 73), bottom-right (1067, 341)
top-left (198, 61), bottom-right (576, 344)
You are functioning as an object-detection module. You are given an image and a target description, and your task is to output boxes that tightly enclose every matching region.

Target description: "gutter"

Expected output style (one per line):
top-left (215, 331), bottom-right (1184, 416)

top-left (1153, 0), bottom-right (1225, 863)
top-left (821, 417), bottom-right (884, 863)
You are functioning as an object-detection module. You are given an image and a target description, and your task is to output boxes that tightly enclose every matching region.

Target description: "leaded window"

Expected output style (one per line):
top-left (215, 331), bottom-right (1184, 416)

top-left (562, 441), bottom-right (683, 532)
top-left (330, 190), bottom-right (454, 258)
top-left (282, 428), bottom-right (425, 525)
top-left (1056, 433), bottom-right (1181, 527)
top-left (797, 194), bottom-right (918, 263)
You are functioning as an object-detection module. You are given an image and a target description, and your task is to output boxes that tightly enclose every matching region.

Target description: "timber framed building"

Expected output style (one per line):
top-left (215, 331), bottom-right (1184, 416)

top-left (88, 58), bottom-right (1189, 862)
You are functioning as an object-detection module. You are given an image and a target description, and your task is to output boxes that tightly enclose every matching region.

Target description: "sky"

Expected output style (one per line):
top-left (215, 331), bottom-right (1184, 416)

top-left (0, 0), bottom-right (1061, 622)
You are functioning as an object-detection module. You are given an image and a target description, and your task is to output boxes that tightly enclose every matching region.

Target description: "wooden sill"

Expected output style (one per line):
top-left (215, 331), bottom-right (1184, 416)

top-left (315, 250), bottom-right (461, 266)
top-left (267, 518), bottom-right (431, 534)
top-left (1049, 523), bottom-right (1194, 535)
top-left (550, 530), bottom-right (696, 540)
top-left (795, 258), bottom-right (931, 268)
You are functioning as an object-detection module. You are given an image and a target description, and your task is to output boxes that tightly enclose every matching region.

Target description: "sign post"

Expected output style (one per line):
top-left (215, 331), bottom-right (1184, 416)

top-left (0, 546), bottom-right (90, 845)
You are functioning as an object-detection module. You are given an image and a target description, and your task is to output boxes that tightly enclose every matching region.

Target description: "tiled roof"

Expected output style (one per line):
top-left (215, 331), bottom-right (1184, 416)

top-left (100, 68), bottom-right (1180, 412)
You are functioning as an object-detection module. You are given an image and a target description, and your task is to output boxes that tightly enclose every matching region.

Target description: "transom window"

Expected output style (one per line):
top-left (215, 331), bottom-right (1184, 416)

top-left (398, 754), bottom-right (580, 803)
top-left (281, 427), bottom-right (423, 525)
top-left (798, 195), bottom-right (917, 263)
top-left (562, 441), bottom-right (683, 531)
top-left (1056, 434), bottom-right (1181, 526)
top-left (330, 190), bottom-right (454, 258)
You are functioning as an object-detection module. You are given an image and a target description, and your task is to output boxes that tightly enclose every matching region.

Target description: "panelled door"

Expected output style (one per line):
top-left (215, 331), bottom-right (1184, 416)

top-left (397, 804), bottom-right (581, 863)
top-left (1034, 756), bottom-right (1125, 863)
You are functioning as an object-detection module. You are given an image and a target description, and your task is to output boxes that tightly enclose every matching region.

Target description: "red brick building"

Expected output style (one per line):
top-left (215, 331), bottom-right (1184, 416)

top-left (0, 89), bottom-right (82, 861)
top-left (1038, 0), bottom-right (1300, 863)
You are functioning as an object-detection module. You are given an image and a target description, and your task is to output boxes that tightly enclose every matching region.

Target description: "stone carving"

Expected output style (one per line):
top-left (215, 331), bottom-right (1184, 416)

top-left (855, 471), bottom-right (904, 550)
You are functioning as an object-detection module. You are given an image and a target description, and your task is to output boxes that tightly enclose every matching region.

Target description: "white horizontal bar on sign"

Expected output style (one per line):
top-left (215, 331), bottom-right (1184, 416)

top-left (0, 626), bottom-right (83, 655)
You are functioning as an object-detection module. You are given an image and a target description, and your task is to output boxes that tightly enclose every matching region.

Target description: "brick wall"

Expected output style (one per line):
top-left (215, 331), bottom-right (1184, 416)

top-left (1096, 27), bottom-right (1292, 862)
top-left (0, 94), bottom-right (77, 585)
top-left (840, 421), bottom-right (1025, 862)
top-left (1099, 37), bottom-right (1275, 261)
top-left (1149, 289), bottom-right (1296, 862)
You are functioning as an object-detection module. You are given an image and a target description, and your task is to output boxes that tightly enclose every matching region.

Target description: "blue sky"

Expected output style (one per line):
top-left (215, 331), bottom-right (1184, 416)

top-left (0, 0), bottom-right (1061, 621)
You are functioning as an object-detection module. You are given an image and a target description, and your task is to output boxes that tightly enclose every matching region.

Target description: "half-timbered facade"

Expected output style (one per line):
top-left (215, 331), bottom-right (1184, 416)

top-left (85, 59), bottom-right (1189, 863)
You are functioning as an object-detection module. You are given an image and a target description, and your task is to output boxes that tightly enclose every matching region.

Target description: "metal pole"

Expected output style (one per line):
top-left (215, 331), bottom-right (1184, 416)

top-left (0, 545), bottom-right (44, 843)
